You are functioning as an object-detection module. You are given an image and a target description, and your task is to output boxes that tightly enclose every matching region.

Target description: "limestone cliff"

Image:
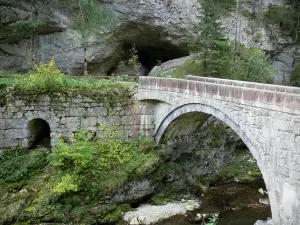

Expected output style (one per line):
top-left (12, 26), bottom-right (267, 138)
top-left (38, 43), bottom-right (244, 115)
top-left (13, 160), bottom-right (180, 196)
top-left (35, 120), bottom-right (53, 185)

top-left (0, 0), bottom-right (298, 83)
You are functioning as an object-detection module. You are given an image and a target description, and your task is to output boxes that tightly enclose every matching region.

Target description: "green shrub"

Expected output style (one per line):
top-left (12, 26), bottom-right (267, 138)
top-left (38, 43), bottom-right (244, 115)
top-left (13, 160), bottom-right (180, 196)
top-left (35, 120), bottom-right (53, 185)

top-left (232, 47), bottom-right (275, 83)
top-left (0, 149), bottom-right (48, 183)
top-left (218, 156), bottom-right (261, 181)
top-left (30, 58), bottom-right (65, 89)
top-left (48, 126), bottom-right (159, 196)
top-left (0, 78), bottom-right (14, 106)
top-left (291, 63), bottom-right (300, 87)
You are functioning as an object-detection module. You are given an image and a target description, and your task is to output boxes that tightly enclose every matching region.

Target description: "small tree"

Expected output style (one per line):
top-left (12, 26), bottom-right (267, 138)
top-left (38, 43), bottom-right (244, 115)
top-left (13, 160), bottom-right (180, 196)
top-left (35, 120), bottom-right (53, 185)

top-left (128, 45), bottom-right (142, 76)
top-left (232, 47), bottom-right (275, 83)
top-left (190, 0), bottom-right (232, 77)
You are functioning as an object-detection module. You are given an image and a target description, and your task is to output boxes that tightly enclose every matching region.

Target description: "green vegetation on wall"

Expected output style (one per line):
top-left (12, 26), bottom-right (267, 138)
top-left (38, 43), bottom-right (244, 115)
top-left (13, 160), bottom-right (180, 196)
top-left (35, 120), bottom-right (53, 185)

top-left (0, 59), bottom-right (135, 112)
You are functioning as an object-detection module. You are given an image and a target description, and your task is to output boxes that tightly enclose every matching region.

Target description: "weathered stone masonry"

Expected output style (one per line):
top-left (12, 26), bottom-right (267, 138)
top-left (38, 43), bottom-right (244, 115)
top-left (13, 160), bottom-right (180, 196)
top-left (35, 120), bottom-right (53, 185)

top-left (138, 76), bottom-right (300, 225)
top-left (0, 94), bottom-right (154, 149)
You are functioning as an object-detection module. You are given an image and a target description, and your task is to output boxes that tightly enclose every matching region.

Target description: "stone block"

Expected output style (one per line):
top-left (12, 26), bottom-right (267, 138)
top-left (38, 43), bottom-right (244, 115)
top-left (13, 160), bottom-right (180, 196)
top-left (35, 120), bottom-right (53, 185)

top-left (19, 138), bottom-right (29, 147)
top-left (24, 111), bottom-right (35, 120)
top-left (5, 129), bottom-right (28, 139)
top-left (68, 107), bottom-right (86, 116)
top-left (0, 120), bottom-right (5, 129)
top-left (81, 117), bottom-right (98, 127)
top-left (86, 107), bottom-right (106, 116)
top-left (72, 96), bottom-right (83, 104)
top-left (0, 139), bottom-right (19, 148)
top-left (15, 100), bottom-right (26, 106)
top-left (103, 116), bottom-right (122, 125)
top-left (62, 117), bottom-right (81, 132)
top-left (290, 170), bottom-right (300, 180)
top-left (5, 119), bottom-right (27, 129)
top-left (3, 111), bottom-right (13, 119)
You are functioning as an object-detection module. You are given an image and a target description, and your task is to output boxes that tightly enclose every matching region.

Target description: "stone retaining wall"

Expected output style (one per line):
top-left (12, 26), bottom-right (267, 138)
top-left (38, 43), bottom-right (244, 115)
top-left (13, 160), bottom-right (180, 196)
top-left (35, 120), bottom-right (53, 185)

top-left (0, 95), bottom-right (155, 149)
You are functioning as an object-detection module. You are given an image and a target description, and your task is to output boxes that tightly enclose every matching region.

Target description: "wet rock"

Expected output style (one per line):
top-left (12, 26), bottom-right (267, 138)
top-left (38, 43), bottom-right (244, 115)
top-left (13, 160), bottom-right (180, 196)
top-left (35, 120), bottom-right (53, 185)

top-left (254, 218), bottom-right (273, 225)
top-left (272, 46), bottom-right (296, 85)
top-left (109, 179), bottom-right (154, 203)
top-left (149, 55), bottom-right (195, 77)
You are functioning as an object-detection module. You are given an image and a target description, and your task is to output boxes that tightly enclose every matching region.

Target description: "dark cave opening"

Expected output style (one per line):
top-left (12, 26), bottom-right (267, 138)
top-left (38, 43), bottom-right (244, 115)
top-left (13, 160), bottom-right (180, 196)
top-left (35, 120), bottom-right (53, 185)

top-left (118, 43), bottom-right (189, 76)
top-left (28, 118), bottom-right (51, 149)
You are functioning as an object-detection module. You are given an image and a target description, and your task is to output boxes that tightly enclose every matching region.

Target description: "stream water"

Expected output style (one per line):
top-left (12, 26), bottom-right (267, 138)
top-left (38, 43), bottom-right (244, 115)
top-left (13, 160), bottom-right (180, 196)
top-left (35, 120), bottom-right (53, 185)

top-left (155, 180), bottom-right (271, 225)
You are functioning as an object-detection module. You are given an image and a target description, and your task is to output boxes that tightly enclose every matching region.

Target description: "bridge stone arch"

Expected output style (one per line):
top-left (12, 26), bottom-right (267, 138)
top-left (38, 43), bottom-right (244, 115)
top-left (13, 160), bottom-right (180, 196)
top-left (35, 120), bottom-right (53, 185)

top-left (155, 103), bottom-right (262, 166)
top-left (138, 76), bottom-right (300, 225)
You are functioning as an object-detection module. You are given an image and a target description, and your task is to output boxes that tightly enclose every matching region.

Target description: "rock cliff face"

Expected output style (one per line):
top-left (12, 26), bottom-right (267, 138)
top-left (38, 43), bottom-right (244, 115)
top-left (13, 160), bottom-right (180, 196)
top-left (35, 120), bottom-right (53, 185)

top-left (0, 0), bottom-right (298, 82)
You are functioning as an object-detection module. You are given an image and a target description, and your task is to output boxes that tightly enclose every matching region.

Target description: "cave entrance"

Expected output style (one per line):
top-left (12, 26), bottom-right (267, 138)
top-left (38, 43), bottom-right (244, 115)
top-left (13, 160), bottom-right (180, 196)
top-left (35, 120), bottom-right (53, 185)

top-left (28, 118), bottom-right (51, 149)
top-left (114, 43), bottom-right (188, 76)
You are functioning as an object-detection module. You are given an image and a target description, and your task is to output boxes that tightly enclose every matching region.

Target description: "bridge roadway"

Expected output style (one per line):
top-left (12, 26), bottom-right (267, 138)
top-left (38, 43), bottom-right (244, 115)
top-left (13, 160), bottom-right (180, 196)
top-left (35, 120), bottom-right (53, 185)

top-left (138, 76), bottom-right (300, 225)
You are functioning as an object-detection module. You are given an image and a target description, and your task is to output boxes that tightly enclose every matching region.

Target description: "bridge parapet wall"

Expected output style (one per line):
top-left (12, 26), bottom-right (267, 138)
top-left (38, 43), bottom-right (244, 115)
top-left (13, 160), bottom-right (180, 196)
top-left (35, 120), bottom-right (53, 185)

top-left (140, 77), bottom-right (300, 113)
top-left (187, 75), bottom-right (300, 94)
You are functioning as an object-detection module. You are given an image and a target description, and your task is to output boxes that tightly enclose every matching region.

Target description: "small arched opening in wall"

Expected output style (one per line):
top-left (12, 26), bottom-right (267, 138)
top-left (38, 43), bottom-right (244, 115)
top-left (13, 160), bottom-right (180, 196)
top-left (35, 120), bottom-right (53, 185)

top-left (28, 118), bottom-right (51, 150)
top-left (155, 104), bottom-right (272, 224)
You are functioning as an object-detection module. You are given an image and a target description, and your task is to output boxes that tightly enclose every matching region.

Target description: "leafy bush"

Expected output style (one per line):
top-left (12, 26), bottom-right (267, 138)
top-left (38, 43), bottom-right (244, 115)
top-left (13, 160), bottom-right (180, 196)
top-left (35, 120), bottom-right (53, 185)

top-left (0, 78), bottom-right (14, 106)
top-left (0, 149), bottom-right (48, 183)
top-left (48, 126), bottom-right (159, 196)
top-left (232, 48), bottom-right (275, 83)
top-left (13, 58), bottom-right (66, 95)
top-left (53, 174), bottom-right (79, 193)
top-left (30, 58), bottom-right (65, 89)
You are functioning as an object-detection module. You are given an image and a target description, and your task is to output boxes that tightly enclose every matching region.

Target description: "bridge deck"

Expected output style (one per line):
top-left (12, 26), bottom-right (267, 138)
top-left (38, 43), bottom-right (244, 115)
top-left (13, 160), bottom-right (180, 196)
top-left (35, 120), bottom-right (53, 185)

top-left (139, 76), bottom-right (300, 112)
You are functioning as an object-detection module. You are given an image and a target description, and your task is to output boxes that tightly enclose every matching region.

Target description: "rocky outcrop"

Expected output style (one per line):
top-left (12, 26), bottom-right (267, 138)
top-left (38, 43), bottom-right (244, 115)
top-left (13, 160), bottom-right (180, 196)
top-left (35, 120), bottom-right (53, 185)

top-left (0, 0), bottom-right (297, 80)
top-left (149, 55), bottom-right (195, 77)
top-left (0, 0), bottom-right (200, 74)
top-left (272, 46), bottom-right (296, 85)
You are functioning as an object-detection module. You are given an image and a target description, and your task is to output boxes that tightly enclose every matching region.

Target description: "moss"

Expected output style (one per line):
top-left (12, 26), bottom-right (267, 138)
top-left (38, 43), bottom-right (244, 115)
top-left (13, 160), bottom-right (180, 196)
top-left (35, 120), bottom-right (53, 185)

top-left (207, 123), bottom-right (228, 148)
top-left (217, 154), bottom-right (262, 182)
top-left (98, 204), bottom-right (132, 223)
top-left (253, 32), bottom-right (262, 42)
top-left (152, 58), bottom-right (204, 78)
top-left (151, 194), bottom-right (170, 205)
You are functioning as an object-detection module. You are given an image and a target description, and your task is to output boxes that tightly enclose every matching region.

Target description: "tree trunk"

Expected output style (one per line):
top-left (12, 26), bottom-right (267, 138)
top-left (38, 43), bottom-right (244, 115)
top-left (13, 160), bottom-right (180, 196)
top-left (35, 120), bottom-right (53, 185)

top-left (232, 0), bottom-right (239, 71)
top-left (30, 0), bottom-right (37, 68)
top-left (204, 49), bottom-right (207, 75)
top-left (84, 47), bottom-right (88, 76)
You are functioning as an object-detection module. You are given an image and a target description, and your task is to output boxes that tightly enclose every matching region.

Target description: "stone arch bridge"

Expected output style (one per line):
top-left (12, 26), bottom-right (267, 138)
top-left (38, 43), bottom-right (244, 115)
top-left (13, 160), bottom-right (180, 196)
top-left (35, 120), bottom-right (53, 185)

top-left (138, 76), bottom-right (300, 225)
